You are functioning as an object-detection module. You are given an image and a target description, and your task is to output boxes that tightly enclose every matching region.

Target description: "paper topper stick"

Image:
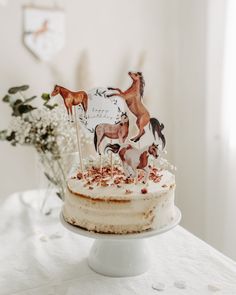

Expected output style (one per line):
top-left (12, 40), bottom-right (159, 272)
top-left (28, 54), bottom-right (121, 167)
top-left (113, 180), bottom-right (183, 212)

top-left (99, 153), bottom-right (103, 187)
top-left (74, 107), bottom-right (84, 176)
top-left (107, 72), bottom-right (166, 148)
top-left (100, 155), bottom-right (102, 174)
top-left (136, 140), bottom-right (141, 184)
top-left (110, 139), bottom-right (113, 177)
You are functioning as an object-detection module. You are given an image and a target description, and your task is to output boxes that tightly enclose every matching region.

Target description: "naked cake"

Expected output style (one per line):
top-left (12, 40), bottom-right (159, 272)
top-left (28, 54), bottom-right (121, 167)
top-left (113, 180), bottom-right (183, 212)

top-left (63, 164), bottom-right (176, 234)
top-left (56, 71), bottom-right (177, 234)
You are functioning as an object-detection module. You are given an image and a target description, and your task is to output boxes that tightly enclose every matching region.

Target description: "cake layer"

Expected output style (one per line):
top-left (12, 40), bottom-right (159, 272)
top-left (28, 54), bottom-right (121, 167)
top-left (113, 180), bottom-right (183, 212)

top-left (63, 170), bottom-right (176, 234)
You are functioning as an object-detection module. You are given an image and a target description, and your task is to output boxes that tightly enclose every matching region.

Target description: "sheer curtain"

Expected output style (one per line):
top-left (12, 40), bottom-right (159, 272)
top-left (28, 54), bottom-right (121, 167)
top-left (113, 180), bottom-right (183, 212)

top-left (206, 0), bottom-right (236, 260)
top-left (221, 0), bottom-right (236, 260)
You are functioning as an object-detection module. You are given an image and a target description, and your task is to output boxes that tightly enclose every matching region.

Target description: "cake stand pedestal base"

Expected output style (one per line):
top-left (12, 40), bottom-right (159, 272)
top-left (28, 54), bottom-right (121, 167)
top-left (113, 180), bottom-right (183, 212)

top-left (88, 239), bottom-right (150, 277)
top-left (60, 207), bottom-right (181, 277)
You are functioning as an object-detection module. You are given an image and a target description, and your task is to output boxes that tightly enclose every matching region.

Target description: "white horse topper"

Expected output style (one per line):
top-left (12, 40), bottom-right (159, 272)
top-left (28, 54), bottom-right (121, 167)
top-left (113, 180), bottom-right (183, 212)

top-left (105, 143), bottom-right (159, 183)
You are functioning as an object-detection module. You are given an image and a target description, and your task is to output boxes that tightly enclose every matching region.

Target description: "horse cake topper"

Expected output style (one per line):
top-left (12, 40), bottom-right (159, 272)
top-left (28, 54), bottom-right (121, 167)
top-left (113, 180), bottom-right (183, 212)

top-left (105, 142), bottom-right (159, 183)
top-left (94, 111), bottom-right (129, 155)
top-left (51, 85), bottom-right (88, 122)
top-left (51, 71), bottom-right (167, 185)
top-left (107, 71), bottom-right (165, 147)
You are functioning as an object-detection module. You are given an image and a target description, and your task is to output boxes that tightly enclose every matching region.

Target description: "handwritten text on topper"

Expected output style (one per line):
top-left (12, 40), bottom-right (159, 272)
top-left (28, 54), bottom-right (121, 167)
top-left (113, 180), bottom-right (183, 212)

top-left (76, 88), bottom-right (126, 133)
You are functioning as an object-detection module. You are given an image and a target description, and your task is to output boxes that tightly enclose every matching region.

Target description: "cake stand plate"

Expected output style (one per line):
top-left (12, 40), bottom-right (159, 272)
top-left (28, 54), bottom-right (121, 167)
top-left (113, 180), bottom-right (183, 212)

top-left (60, 207), bottom-right (181, 277)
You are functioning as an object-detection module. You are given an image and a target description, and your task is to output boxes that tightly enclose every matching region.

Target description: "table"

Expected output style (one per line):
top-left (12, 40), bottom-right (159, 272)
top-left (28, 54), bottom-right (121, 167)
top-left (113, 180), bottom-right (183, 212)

top-left (0, 190), bottom-right (236, 295)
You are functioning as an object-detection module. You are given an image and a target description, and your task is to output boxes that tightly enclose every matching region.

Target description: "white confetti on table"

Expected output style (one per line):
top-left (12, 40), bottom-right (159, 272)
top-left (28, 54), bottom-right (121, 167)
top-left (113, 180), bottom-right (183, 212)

top-left (208, 284), bottom-right (221, 292)
top-left (50, 233), bottom-right (62, 239)
top-left (174, 280), bottom-right (187, 289)
top-left (152, 282), bottom-right (166, 291)
top-left (39, 235), bottom-right (48, 242)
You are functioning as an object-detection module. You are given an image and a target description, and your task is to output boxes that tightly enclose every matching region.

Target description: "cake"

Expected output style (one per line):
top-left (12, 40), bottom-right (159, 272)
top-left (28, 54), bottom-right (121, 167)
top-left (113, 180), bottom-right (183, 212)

top-left (59, 71), bottom-right (177, 234)
top-left (63, 164), bottom-right (176, 234)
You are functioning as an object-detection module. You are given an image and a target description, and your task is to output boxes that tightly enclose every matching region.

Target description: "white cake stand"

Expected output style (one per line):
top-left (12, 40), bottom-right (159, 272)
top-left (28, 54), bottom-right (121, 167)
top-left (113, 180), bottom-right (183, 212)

top-left (60, 207), bottom-right (181, 277)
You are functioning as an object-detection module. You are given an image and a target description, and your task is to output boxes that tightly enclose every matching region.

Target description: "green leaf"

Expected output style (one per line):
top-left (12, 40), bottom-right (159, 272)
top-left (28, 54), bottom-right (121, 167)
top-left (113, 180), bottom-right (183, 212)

top-left (24, 96), bottom-right (37, 103)
top-left (44, 172), bottom-right (58, 186)
top-left (8, 87), bottom-right (19, 94)
top-left (13, 99), bottom-right (23, 106)
top-left (6, 131), bottom-right (15, 141)
top-left (19, 85), bottom-right (29, 91)
top-left (2, 95), bottom-right (10, 102)
top-left (0, 130), bottom-right (7, 140)
top-left (18, 104), bottom-right (36, 114)
top-left (12, 101), bottom-right (36, 116)
top-left (8, 85), bottom-right (29, 94)
top-left (44, 103), bottom-right (58, 110)
top-left (56, 192), bottom-right (63, 200)
top-left (12, 109), bottom-right (20, 117)
top-left (12, 99), bottom-right (24, 116)
top-left (41, 93), bottom-right (50, 102)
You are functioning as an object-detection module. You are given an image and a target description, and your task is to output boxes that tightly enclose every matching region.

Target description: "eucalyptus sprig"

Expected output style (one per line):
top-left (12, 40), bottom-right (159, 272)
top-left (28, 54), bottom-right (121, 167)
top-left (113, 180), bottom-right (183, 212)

top-left (3, 85), bottom-right (36, 117)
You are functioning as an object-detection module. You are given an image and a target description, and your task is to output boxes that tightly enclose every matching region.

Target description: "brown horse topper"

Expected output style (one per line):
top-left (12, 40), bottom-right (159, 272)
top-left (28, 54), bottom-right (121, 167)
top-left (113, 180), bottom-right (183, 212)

top-left (94, 112), bottom-right (129, 155)
top-left (107, 72), bottom-right (165, 148)
top-left (51, 85), bottom-right (88, 122)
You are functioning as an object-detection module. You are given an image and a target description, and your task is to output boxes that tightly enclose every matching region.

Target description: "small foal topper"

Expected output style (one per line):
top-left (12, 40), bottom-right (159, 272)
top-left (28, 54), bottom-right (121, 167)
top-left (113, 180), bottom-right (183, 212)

top-left (51, 85), bottom-right (88, 121)
top-left (105, 142), bottom-right (159, 183)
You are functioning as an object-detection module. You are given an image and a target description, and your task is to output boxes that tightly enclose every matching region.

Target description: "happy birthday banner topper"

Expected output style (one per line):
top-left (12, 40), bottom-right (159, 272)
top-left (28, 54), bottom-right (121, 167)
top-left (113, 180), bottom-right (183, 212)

top-left (76, 88), bottom-right (125, 133)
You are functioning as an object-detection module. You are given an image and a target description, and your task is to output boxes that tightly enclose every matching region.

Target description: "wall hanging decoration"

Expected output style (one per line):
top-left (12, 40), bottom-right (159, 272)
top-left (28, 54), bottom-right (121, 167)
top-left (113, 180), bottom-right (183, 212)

top-left (23, 5), bottom-right (65, 61)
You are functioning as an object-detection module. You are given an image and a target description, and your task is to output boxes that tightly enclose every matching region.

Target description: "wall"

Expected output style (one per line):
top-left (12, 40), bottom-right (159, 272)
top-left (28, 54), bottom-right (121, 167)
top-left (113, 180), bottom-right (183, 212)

top-left (205, 0), bottom-right (227, 256)
top-left (172, 0), bottom-right (207, 239)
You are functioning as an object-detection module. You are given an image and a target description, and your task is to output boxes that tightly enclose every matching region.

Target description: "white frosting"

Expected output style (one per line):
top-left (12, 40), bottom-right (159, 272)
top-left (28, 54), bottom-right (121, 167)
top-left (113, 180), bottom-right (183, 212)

top-left (67, 170), bottom-right (175, 200)
top-left (63, 169), bottom-right (176, 234)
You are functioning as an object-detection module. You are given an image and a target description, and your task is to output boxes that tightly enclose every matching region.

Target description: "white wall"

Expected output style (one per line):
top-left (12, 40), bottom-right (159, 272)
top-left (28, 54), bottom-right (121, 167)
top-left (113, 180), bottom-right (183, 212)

top-left (205, 0), bottom-right (227, 256)
top-left (171, 0), bottom-right (207, 239)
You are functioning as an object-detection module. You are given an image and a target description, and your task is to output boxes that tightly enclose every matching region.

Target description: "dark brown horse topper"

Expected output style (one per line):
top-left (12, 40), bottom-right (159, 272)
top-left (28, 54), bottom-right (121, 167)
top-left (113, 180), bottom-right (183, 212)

top-left (51, 85), bottom-right (88, 121)
top-left (94, 112), bottom-right (129, 155)
top-left (107, 72), bottom-right (165, 148)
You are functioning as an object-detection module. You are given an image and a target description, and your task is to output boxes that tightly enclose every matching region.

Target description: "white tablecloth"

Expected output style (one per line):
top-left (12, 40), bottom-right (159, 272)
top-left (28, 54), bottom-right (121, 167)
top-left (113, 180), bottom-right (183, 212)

top-left (0, 190), bottom-right (236, 295)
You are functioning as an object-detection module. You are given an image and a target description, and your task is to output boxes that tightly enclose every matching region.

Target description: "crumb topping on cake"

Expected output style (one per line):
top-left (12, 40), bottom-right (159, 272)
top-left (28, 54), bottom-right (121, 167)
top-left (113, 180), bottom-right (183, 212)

top-left (67, 164), bottom-right (175, 201)
top-left (74, 164), bottom-right (162, 188)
